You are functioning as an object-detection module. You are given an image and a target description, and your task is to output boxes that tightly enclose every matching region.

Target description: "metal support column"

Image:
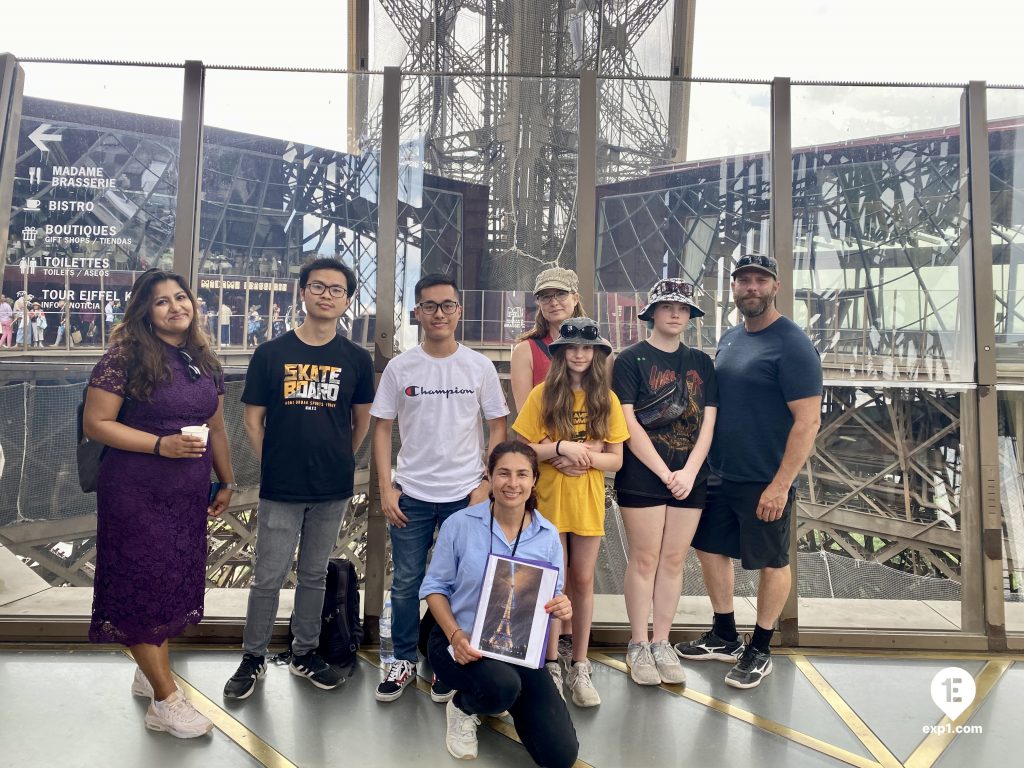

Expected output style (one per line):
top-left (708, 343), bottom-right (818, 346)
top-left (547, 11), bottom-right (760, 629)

top-left (576, 69), bottom-right (597, 314)
top-left (770, 76), bottom-right (798, 645)
top-left (173, 61), bottom-right (205, 288)
top-left (347, 0), bottom-right (370, 155)
top-left (364, 66), bottom-right (402, 638)
top-left (667, 0), bottom-right (697, 162)
top-left (962, 81), bottom-right (1006, 647)
top-left (0, 54), bottom-right (24, 255)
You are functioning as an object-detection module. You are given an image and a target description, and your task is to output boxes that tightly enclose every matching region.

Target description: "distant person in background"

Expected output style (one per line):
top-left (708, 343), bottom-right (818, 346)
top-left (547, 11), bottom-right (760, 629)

top-left (104, 298), bottom-right (115, 333)
top-left (247, 308), bottom-right (263, 347)
top-left (271, 304), bottom-right (285, 338)
top-left (30, 302), bottom-right (46, 347)
top-left (219, 302), bottom-right (232, 346)
top-left (84, 268), bottom-right (235, 738)
top-left (0, 294), bottom-right (13, 347)
top-left (14, 292), bottom-right (30, 345)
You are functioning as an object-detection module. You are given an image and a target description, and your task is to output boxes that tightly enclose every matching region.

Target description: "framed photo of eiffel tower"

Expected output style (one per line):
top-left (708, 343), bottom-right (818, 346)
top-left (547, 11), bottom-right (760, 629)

top-left (469, 554), bottom-right (559, 668)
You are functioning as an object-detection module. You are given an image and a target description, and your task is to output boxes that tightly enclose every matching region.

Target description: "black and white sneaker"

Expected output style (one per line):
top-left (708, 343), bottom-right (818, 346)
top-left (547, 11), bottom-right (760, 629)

top-left (430, 673), bottom-right (456, 703)
top-left (674, 630), bottom-right (745, 662)
top-left (375, 659), bottom-right (416, 702)
top-left (725, 645), bottom-right (773, 689)
top-left (223, 653), bottom-right (267, 699)
top-left (288, 650), bottom-right (344, 690)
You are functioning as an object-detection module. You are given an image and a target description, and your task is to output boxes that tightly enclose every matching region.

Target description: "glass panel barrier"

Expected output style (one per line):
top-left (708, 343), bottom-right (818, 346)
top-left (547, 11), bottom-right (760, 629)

top-left (790, 85), bottom-right (968, 629)
top-left (198, 70), bottom-right (382, 589)
top-left (595, 79), bottom-right (772, 354)
top-left (393, 74), bottom-right (579, 352)
top-left (791, 85), bottom-right (969, 384)
top-left (594, 78), bottom-right (772, 626)
top-left (0, 63), bottom-right (184, 612)
top-left (989, 86), bottom-right (1024, 634)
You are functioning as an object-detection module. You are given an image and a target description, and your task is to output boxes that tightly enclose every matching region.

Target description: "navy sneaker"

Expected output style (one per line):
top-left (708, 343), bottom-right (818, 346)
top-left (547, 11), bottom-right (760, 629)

top-left (674, 630), bottom-right (744, 662)
top-left (431, 673), bottom-right (456, 703)
top-left (223, 654), bottom-right (266, 700)
top-left (375, 659), bottom-right (416, 702)
top-left (288, 650), bottom-right (344, 690)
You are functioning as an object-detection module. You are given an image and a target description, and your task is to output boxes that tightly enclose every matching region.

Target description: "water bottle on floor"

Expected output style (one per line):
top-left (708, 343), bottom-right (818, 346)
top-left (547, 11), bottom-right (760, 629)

top-left (379, 595), bottom-right (395, 665)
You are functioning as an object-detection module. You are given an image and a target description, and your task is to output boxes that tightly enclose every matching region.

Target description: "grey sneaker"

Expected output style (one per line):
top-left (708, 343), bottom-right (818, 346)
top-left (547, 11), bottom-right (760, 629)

top-left (445, 700), bottom-right (480, 759)
top-left (725, 645), bottom-right (773, 689)
top-left (626, 641), bottom-right (661, 686)
top-left (545, 661), bottom-right (565, 701)
top-left (674, 630), bottom-right (744, 662)
top-left (566, 659), bottom-right (601, 707)
top-left (651, 640), bottom-right (686, 685)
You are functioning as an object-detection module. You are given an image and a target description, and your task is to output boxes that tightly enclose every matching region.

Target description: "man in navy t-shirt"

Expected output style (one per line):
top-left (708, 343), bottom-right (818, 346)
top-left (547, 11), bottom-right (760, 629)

top-left (677, 253), bottom-right (822, 690)
top-left (223, 258), bottom-right (374, 699)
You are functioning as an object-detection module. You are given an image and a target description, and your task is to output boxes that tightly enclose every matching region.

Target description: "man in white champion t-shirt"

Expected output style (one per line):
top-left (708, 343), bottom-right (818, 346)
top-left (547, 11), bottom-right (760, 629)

top-left (370, 273), bottom-right (509, 703)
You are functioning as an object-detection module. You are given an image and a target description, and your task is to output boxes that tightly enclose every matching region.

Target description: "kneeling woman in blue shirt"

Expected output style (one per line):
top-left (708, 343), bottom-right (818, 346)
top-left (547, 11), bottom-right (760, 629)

top-left (420, 441), bottom-right (578, 767)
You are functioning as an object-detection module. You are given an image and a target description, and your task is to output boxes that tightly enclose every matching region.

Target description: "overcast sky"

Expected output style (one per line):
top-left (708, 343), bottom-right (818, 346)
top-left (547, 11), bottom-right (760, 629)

top-left (0, 1), bottom-right (1021, 157)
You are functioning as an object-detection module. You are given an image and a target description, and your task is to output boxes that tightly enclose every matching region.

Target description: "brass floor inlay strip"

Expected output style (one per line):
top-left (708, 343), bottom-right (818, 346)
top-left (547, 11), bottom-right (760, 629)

top-left (792, 654), bottom-right (902, 768)
top-left (903, 659), bottom-right (1011, 768)
top-left (123, 649), bottom-right (298, 768)
top-left (589, 652), bottom-right (880, 768)
top-left (356, 650), bottom-right (595, 768)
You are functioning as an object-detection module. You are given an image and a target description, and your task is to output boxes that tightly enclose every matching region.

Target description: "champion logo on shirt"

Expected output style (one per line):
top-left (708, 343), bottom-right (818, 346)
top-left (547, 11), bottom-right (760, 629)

top-left (404, 385), bottom-right (476, 398)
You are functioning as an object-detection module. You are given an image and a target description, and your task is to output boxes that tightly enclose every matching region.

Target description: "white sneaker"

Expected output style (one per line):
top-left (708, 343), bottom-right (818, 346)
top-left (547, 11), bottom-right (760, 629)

top-left (566, 659), bottom-right (601, 707)
top-left (651, 640), bottom-right (687, 685)
top-left (445, 699), bottom-right (480, 760)
top-left (545, 661), bottom-right (565, 701)
top-left (144, 690), bottom-right (214, 738)
top-left (626, 641), bottom-right (661, 686)
top-left (131, 667), bottom-right (182, 699)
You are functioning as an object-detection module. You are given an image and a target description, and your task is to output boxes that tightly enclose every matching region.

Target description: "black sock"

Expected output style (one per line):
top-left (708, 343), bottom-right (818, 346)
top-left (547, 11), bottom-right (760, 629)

top-left (751, 624), bottom-right (774, 653)
top-left (712, 612), bottom-right (738, 641)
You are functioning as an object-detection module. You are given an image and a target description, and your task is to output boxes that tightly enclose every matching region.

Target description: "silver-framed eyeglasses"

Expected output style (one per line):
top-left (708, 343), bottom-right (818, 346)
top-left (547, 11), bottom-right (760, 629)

top-left (305, 281), bottom-right (348, 298)
top-left (535, 289), bottom-right (571, 305)
top-left (416, 300), bottom-right (461, 315)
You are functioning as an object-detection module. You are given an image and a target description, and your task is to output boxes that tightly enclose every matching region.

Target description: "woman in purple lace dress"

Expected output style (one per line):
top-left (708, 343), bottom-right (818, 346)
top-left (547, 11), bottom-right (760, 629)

top-left (84, 269), bottom-right (235, 739)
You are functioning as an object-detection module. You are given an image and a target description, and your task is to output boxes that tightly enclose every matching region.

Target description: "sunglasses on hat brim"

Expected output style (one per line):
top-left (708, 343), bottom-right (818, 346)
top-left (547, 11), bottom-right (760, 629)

top-left (559, 322), bottom-right (601, 341)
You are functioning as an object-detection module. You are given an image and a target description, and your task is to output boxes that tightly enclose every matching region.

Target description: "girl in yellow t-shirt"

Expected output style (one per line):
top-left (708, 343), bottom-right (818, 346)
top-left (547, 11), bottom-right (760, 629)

top-left (512, 316), bottom-right (629, 708)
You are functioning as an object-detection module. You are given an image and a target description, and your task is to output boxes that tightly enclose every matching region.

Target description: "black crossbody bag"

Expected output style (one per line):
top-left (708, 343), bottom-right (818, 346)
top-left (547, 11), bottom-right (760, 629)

top-left (632, 355), bottom-right (688, 430)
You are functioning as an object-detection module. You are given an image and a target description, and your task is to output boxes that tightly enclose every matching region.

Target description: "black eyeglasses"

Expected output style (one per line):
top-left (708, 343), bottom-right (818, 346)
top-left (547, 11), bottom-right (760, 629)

top-left (305, 281), bottom-right (348, 298)
top-left (416, 300), bottom-right (461, 315)
top-left (178, 349), bottom-right (201, 382)
top-left (559, 322), bottom-right (601, 341)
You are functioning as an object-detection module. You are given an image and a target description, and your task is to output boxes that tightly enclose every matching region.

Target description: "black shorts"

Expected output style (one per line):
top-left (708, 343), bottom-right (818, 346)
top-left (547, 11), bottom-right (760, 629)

top-left (616, 480), bottom-right (708, 511)
top-left (690, 474), bottom-right (794, 570)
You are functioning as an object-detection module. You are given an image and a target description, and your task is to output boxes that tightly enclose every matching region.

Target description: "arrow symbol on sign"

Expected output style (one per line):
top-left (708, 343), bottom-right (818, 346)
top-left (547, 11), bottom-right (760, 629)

top-left (29, 123), bottom-right (62, 152)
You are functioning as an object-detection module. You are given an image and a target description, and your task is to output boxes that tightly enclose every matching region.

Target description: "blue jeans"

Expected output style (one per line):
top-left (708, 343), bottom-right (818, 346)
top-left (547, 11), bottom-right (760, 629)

top-left (242, 497), bottom-right (350, 657)
top-left (390, 493), bottom-right (469, 662)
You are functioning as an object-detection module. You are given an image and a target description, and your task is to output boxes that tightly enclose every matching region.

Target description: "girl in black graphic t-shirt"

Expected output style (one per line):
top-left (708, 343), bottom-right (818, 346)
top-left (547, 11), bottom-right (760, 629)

top-left (611, 279), bottom-right (718, 688)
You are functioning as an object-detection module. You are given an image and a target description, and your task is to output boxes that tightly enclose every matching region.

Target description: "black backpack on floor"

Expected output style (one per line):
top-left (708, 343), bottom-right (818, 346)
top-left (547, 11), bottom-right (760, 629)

top-left (278, 558), bottom-right (363, 671)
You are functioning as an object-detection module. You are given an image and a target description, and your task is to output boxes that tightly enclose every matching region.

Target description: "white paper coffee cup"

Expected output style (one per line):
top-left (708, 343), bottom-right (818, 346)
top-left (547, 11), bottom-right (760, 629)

top-left (181, 425), bottom-right (209, 445)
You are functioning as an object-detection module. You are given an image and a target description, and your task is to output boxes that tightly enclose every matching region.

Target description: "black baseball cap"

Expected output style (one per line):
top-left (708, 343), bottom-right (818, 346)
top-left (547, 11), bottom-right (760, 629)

top-left (731, 254), bottom-right (778, 278)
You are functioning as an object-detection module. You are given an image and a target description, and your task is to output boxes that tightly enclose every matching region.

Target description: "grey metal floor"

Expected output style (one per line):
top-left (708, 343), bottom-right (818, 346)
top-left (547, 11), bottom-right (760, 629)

top-left (1, 647), bottom-right (1020, 768)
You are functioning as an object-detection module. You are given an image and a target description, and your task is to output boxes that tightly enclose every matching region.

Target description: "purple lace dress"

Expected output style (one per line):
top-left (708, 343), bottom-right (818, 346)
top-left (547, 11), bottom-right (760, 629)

top-left (88, 342), bottom-right (223, 646)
